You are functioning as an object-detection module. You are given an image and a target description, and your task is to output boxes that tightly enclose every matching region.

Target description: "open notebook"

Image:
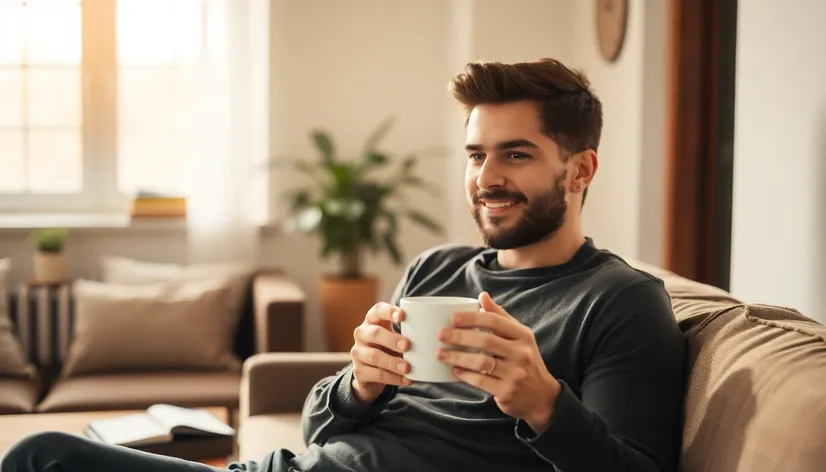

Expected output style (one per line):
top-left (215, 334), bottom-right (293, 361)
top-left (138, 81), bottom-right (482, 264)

top-left (84, 404), bottom-right (236, 448)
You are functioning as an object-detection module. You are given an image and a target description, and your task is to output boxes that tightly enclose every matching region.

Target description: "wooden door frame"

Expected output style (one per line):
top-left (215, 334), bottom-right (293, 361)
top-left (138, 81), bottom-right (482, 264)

top-left (665, 0), bottom-right (737, 289)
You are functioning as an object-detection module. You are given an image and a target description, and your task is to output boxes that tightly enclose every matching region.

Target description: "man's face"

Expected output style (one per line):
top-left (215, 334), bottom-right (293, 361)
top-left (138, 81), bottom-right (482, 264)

top-left (464, 101), bottom-right (570, 249)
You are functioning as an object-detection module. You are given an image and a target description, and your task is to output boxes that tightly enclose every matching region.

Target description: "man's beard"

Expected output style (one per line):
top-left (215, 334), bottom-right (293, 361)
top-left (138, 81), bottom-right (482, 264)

top-left (471, 173), bottom-right (568, 249)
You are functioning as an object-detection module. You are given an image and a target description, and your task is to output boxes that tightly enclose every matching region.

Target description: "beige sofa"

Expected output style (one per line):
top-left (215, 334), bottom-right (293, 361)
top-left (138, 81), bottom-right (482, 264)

top-left (0, 269), bottom-right (305, 415)
top-left (237, 262), bottom-right (826, 471)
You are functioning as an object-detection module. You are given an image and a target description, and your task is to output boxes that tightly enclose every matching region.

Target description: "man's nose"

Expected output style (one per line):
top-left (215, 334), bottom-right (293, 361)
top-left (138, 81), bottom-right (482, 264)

top-left (476, 158), bottom-right (506, 189)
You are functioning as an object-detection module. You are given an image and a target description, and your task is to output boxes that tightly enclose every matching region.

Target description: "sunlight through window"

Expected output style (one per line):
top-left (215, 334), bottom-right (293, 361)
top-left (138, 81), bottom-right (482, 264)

top-left (0, 0), bottom-right (225, 203)
top-left (0, 0), bottom-right (82, 194)
top-left (116, 0), bottom-right (207, 195)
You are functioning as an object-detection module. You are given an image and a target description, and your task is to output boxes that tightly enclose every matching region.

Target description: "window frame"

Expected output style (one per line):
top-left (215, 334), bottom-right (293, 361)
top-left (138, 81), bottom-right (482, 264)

top-left (0, 0), bottom-right (167, 215)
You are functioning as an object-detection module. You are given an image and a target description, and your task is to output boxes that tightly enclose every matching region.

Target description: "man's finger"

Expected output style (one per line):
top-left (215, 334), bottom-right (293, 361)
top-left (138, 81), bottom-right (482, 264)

top-left (479, 292), bottom-right (510, 317)
top-left (365, 304), bottom-right (405, 332)
top-left (452, 367), bottom-right (504, 396)
top-left (450, 310), bottom-right (524, 340)
top-left (437, 327), bottom-right (513, 358)
top-left (355, 323), bottom-right (409, 353)
top-left (437, 348), bottom-right (504, 378)
top-left (353, 362), bottom-right (412, 387)
top-left (351, 345), bottom-right (410, 375)
top-left (365, 302), bottom-right (398, 324)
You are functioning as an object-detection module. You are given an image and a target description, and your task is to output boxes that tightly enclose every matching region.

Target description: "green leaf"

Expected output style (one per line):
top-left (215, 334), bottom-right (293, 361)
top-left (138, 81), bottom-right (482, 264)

top-left (328, 163), bottom-right (356, 191)
top-left (401, 156), bottom-right (416, 174)
top-left (365, 222), bottom-right (381, 254)
top-left (361, 182), bottom-right (394, 201)
top-left (323, 198), bottom-right (365, 220)
top-left (358, 152), bottom-right (390, 175)
top-left (384, 212), bottom-right (398, 233)
top-left (319, 218), bottom-right (340, 259)
top-left (321, 239), bottom-right (335, 259)
top-left (365, 152), bottom-right (389, 167)
top-left (382, 232), bottom-right (402, 265)
top-left (285, 188), bottom-right (313, 210)
top-left (294, 206), bottom-right (323, 233)
top-left (363, 116), bottom-right (395, 153)
top-left (32, 228), bottom-right (67, 253)
top-left (312, 131), bottom-right (334, 163)
top-left (406, 210), bottom-right (442, 234)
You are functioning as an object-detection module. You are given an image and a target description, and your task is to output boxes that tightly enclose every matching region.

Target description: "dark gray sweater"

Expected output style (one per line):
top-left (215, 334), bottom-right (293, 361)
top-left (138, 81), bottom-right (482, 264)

top-left (296, 239), bottom-right (686, 472)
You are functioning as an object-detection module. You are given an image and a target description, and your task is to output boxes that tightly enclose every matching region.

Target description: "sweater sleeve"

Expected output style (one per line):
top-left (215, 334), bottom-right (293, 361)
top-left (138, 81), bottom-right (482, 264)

top-left (301, 257), bottom-right (423, 446)
top-left (514, 279), bottom-right (686, 472)
top-left (301, 364), bottom-right (397, 446)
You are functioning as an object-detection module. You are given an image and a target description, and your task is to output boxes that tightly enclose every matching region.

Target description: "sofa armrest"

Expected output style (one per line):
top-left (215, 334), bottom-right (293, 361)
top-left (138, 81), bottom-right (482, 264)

top-left (240, 352), bottom-right (351, 420)
top-left (253, 270), bottom-right (305, 353)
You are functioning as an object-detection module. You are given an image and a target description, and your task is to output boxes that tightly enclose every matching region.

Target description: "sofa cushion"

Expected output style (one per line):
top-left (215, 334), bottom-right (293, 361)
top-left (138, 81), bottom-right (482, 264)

top-left (100, 255), bottom-right (253, 320)
top-left (238, 413), bottom-right (304, 462)
top-left (61, 279), bottom-right (242, 377)
top-left (623, 259), bottom-right (826, 470)
top-left (680, 303), bottom-right (826, 472)
top-left (37, 371), bottom-right (242, 413)
top-left (0, 377), bottom-right (40, 414)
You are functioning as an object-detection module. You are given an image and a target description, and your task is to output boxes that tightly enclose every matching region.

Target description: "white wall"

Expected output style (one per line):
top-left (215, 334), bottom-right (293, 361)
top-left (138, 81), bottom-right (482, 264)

top-left (571, 0), bottom-right (667, 265)
top-left (730, 1), bottom-right (826, 321)
top-left (637, 0), bottom-right (668, 266)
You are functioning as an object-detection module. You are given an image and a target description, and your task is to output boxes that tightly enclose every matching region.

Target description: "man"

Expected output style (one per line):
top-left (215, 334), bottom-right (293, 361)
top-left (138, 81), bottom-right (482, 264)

top-left (1, 58), bottom-right (685, 472)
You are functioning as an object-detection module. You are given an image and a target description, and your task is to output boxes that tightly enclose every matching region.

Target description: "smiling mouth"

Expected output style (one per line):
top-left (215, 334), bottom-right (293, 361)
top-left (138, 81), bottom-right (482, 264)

top-left (480, 200), bottom-right (519, 210)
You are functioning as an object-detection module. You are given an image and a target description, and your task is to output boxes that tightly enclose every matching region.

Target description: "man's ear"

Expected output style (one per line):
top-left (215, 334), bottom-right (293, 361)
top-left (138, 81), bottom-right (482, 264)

top-left (571, 150), bottom-right (598, 192)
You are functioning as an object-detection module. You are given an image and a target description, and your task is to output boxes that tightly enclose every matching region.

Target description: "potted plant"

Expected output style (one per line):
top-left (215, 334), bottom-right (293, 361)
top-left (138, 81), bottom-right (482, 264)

top-left (31, 228), bottom-right (69, 283)
top-left (276, 118), bottom-right (444, 351)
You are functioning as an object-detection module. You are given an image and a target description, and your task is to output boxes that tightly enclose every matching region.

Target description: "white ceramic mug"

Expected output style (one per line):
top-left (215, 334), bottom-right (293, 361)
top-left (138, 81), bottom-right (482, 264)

top-left (399, 296), bottom-right (480, 382)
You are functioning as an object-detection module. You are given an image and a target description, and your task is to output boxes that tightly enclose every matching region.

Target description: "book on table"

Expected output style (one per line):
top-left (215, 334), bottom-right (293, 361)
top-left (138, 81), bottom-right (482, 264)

top-left (84, 404), bottom-right (235, 460)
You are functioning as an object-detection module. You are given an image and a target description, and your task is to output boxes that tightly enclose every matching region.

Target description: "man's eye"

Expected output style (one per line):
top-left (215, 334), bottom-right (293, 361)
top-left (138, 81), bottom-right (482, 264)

top-left (469, 153), bottom-right (485, 160)
top-left (507, 152), bottom-right (530, 159)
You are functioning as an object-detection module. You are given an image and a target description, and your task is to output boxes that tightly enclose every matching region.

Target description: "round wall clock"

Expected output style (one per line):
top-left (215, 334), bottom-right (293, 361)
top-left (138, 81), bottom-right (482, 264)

top-left (596, 0), bottom-right (629, 63)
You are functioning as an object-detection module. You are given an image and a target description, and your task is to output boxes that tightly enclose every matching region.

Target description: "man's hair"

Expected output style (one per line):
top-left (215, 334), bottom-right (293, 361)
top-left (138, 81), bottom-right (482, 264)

top-left (449, 58), bottom-right (603, 206)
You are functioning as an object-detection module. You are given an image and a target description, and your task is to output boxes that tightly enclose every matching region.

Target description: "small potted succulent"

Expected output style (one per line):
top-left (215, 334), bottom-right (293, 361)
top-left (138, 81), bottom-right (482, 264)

top-left (31, 228), bottom-right (69, 283)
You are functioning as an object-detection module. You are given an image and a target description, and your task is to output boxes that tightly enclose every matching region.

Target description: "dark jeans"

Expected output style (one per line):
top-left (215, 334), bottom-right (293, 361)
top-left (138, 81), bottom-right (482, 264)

top-left (0, 431), bottom-right (303, 472)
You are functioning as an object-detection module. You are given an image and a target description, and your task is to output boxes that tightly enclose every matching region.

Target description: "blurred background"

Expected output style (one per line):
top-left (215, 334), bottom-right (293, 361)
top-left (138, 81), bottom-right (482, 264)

top-left (0, 0), bottom-right (823, 351)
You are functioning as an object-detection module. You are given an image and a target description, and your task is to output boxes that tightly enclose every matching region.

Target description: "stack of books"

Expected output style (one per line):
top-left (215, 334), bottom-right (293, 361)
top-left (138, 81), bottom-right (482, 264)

top-left (129, 192), bottom-right (187, 219)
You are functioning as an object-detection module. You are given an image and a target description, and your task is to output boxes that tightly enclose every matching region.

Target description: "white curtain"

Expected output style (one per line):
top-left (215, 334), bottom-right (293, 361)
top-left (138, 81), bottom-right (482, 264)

top-left (185, 0), bottom-right (269, 265)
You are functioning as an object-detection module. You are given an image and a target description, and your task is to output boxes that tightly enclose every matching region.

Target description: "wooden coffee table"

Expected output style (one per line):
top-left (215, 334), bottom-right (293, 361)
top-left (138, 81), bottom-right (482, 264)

top-left (0, 408), bottom-right (232, 468)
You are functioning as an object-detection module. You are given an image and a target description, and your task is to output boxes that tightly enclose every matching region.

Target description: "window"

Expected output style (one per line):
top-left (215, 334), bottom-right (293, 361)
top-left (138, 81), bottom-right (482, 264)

top-left (0, 0), bottom-right (225, 213)
top-left (0, 0), bottom-right (83, 199)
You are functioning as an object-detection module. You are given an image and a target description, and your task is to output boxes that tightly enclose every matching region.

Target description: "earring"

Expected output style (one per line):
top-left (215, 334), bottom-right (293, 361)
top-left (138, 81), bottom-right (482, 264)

top-left (574, 186), bottom-right (581, 192)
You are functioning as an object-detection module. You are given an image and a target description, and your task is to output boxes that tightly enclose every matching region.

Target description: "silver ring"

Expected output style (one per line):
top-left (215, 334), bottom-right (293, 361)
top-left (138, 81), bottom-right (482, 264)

top-left (484, 356), bottom-right (497, 376)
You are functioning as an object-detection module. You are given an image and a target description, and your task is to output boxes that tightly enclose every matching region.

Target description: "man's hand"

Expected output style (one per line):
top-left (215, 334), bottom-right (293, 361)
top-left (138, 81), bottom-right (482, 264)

top-left (437, 292), bottom-right (561, 434)
top-left (350, 302), bottom-right (412, 406)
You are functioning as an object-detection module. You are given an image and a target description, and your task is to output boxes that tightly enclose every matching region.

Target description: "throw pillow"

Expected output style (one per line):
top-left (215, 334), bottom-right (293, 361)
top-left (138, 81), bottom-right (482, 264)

top-left (0, 259), bottom-right (35, 378)
top-left (99, 256), bottom-right (253, 323)
top-left (62, 279), bottom-right (243, 377)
